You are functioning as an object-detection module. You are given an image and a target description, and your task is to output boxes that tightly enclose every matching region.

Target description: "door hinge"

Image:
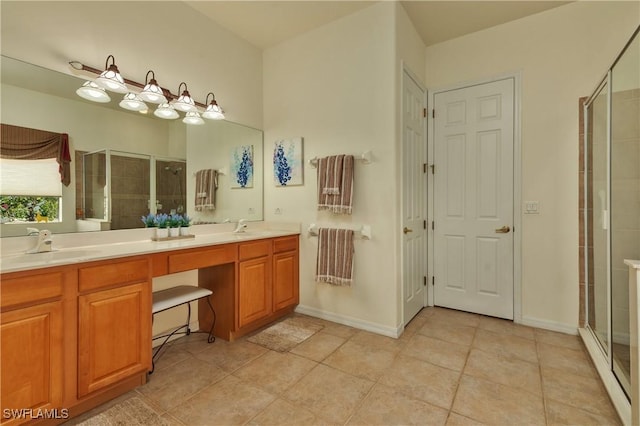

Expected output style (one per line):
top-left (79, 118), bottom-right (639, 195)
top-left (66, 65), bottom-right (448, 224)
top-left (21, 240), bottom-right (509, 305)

top-left (432, 109), bottom-right (435, 119)
top-left (423, 108), bottom-right (427, 118)
top-left (431, 221), bottom-right (434, 230)
top-left (423, 220), bottom-right (427, 229)
top-left (432, 276), bottom-right (435, 286)
top-left (423, 163), bottom-right (427, 173)
top-left (423, 276), bottom-right (427, 287)
top-left (429, 164), bottom-right (435, 174)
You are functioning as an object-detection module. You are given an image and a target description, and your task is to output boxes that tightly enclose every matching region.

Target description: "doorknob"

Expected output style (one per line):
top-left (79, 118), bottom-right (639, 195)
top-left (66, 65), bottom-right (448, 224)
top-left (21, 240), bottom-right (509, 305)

top-left (495, 226), bottom-right (510, 234)
top-left (403, 227), bottom-right (413, 234)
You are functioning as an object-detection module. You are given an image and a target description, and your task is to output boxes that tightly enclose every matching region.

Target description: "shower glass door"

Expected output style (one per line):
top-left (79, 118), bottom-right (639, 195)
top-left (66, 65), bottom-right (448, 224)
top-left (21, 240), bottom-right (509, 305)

top-left (586, 78), bottom-right (610, 355)
top-left (155, 158), bottom-right (187, 216)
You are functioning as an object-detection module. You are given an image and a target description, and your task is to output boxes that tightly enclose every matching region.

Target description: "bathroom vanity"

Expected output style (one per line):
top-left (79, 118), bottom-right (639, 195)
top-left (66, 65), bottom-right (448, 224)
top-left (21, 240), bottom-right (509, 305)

top-left (0, 227), bottom-right (299, 425)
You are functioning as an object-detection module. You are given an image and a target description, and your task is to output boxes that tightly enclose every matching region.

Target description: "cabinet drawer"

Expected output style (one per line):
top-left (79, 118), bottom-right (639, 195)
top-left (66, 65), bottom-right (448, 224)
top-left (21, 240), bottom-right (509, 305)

top-left (79, 258), bottom-right (149, 293)
top-left (169, 244), bottom-right (237, 273)
top-left (273, 236), bottom-right (298, 253)
top-left (1, 271), bottom-right (64, 309)
top-left (239, 240), bottom-right (271, 261)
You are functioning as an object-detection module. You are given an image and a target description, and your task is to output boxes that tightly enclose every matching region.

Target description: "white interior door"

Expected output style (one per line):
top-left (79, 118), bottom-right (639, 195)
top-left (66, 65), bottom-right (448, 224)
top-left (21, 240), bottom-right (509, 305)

top-left (433, 78), bottom-right (514, 320)
top-left (402, 70), bottom-right (427, 325)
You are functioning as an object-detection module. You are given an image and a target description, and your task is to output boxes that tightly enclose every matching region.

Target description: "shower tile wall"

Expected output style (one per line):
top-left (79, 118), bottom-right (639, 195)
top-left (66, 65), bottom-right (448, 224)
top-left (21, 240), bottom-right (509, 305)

top-left (156, 161), bottom-right (186, 215)
top-left (110, 155), bottom-right (149, 230)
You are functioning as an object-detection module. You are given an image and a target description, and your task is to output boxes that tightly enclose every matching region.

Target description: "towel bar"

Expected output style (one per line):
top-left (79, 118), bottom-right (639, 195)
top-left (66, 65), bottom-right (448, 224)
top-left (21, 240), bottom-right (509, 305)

top-left (308, 223), bottom-right (371, 240)
top-left (308, 151), bottom-right (372, 168)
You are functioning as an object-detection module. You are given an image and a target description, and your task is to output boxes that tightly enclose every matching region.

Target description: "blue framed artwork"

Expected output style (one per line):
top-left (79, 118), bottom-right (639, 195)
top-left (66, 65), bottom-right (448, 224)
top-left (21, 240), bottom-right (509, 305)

top-left (230, 145), bottom-right (254, 188)
top-left (273, 137), bottom-right (303, 186)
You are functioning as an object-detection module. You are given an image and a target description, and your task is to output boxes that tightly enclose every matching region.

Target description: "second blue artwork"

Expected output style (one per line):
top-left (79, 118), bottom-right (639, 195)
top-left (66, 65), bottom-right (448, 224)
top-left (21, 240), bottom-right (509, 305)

top-left (231, 145), bottom-right (254, 188)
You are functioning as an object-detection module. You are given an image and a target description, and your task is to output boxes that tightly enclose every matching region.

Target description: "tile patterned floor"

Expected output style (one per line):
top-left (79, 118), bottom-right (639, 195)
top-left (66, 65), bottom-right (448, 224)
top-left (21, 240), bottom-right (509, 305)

top-left (68, 307), bottom-right (622, 425)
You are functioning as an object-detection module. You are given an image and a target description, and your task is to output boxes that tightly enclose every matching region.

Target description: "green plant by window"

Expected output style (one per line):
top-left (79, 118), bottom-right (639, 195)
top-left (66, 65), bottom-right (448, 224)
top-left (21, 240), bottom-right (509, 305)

top-left (0, 196), bottom-right (60, 222)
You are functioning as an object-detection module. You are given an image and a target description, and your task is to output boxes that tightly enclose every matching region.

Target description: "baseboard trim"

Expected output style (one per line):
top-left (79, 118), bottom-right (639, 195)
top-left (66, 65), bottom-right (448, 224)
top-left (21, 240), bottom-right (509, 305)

top-left (579, 328), bottom-right (631, 425)
top-left (295, 305), bottom-right (402, 338)
top-left (519, 316), bottom-right (578, 335)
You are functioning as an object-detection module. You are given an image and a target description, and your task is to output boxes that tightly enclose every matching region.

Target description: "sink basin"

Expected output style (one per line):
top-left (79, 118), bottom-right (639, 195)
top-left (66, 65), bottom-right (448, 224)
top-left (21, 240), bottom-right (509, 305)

top-left (1, 249), bottom-right (101, 265)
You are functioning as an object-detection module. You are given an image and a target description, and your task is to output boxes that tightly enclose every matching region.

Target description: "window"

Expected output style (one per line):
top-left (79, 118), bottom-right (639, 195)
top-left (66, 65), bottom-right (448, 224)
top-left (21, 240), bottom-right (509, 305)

top-left (0, 158), bottom-right (62, 223)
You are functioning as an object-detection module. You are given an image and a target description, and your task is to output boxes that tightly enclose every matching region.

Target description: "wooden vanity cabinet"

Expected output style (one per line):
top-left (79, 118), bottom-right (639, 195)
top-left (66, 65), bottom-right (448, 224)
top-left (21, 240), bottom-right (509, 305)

top-left (77, 258), bottom-right (151, 398)
top-left (238, 240), bottom-right (273, 328)
top-left (0, 270), bottom-right (67, 426)
top-left (273, 236), bottom-right (299, 313)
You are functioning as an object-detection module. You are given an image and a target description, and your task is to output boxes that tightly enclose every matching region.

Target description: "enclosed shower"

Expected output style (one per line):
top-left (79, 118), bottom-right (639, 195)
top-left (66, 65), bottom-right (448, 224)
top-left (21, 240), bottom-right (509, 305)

top-left (583, 26), bottom-right (639, 402)
top-left (82, 150), bottom-right (186, 230)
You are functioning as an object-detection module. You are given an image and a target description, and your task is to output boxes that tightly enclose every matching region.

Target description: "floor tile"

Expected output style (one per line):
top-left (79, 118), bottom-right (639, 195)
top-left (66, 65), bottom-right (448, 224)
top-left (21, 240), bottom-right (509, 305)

top-left (246, 398), bottom-right (324, 426)
top-left (535, 328), bottom-right (586, 351)
top-left (452, 374), bottom-right (546, 425)
top-left (138, 356), bottom-right (227, 411)
top-left (169, 375), bottom-right (275, 426)
top-left (537, 342), bottom-right (597, 378)
top-left (472, 328), bottom-right (538, 364)
top-left (400, 314), bottom-right (429, 341)
top-left (347, 383), bottom-right (449, 426)
top-left (418, 318), bottom-right (477, 346)
top-left (290, 331), bottom-right (346, 362)
top-left (402, 334), bottom-right (469, 372)
top-left (350, 329), bottom-right (406, 352)
top-left (323, 339), bottom-right (398, 381)
top-left (478, 316), bottom-right (535, 340)
top-left (541, 366), bottom-right (619, 420)
top-left (283, 364), bottom-right (374, 424)
top-left (445, 412), bottom-right (486, 426)
top-left (430, 307), bottom-right (481, 327)
top-left (232, 351), bottom-right (316, 394)
top-left (463, 348), bottom-right (542, 395)
top-left (378, 354), bottom-right (460, 410)
top-left (152, 346), bottom-right (192, 373)
top-left (191, 338), bottom-right (267, 372)
top-left (545, 398), bottom-right (621, 425)
top-left (315, 319), bottom-right (359, 339)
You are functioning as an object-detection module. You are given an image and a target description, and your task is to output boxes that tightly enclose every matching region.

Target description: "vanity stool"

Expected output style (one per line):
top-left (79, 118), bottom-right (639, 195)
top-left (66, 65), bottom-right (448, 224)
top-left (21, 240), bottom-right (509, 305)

top-left (150, 285), bottom-right (216, 373)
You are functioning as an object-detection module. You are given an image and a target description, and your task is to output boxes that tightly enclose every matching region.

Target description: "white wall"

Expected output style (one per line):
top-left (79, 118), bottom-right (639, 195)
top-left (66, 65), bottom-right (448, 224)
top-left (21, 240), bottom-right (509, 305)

top-left (424, 1), bottom-right (639, 331)
top-left (263, 2), bottom-right (403, 334)
top-left (0, 1), bottom-right (263, 129)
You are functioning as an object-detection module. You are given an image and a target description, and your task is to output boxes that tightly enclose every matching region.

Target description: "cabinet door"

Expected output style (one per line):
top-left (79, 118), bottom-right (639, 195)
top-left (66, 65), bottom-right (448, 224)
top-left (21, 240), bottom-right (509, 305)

top-left (1, 301), bottom-right (63, 425)
top-left (273, 250), bottom-right (299, 312)
top-left (238, 256), bottom-right (272, 328)
top-left (78, 282), bottom-right (151, 397)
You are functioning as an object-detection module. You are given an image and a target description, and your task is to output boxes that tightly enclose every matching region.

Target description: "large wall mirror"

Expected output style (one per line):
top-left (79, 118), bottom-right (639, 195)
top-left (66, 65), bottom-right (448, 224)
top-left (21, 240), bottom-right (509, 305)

top-left (0, 56), bottom-right (263, 237)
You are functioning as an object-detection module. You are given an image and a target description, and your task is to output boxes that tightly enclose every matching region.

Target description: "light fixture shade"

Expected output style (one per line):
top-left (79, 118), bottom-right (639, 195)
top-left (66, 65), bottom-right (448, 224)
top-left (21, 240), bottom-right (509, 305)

top-left (183, 111), bottom-right (204, 125)
top-left (94, 55), bottom-right (128, 93)
top-left (76, 81), bottom-right (111, 103)
top-left (119, 93), bottom-right (147, 112)
top-left (139, 71), bottom-right (167, 104)
top-left (154, 102), bottom-right (179, 119)
top-left (171, 82), bottom-right (197, 112)
top-left (202, 92), bottom-right (225, 120)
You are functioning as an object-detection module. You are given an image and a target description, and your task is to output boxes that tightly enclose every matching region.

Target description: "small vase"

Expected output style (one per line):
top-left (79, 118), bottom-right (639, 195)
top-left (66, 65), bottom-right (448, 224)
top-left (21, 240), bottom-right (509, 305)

top-left (156, 228), bottom-right (169, 239)
top-left (169, 227), bottom-right (179, 238)
top-left (180, 226), bottom-right (190, 236)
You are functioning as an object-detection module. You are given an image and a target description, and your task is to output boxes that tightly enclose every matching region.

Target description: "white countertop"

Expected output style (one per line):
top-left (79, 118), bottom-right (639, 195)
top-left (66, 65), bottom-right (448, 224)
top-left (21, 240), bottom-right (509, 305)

top-left (0, 223), bottom-right (300, 274)
top-left (624, 259), bottom-right (640, 270)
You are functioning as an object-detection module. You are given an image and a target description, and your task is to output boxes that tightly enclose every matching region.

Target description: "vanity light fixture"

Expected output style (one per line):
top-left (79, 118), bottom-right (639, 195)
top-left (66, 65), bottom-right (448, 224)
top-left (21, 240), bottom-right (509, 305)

top-left (202, 92), bottom-right (225, 120)
top-left (119, 92), bottom-right (148, 112)
top-left (76, 81), bottom-right (111, 103)
top-left (139, 70), bottom-right (167, 104)
top-left (154, 102), bottom-right (179, 120)
top-left (183, 111), bottom-right (204, 125)
top-left (94, 55), bottom-right (128, 94)
top-left (171, 82), bottom-right (197, 112)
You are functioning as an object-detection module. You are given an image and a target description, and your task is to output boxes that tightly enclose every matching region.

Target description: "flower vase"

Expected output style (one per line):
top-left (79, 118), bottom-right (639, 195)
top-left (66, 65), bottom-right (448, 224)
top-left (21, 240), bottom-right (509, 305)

top-left (180, 226), bottom-right (190, 236)
top-left (169, 227), bottom-right (179, 238)
top-left (156, 228), bottom-right (169, 239)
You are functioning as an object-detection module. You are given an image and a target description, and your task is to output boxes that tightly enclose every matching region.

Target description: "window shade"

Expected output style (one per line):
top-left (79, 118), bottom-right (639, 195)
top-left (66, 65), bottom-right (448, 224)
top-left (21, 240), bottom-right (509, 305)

top-left (0, 158), bottom-right (62, 196)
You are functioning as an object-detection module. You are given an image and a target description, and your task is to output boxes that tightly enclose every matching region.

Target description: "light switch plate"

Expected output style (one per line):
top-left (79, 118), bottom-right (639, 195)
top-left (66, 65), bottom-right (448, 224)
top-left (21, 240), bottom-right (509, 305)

top-left (524, 201), bottom-right (539, 214)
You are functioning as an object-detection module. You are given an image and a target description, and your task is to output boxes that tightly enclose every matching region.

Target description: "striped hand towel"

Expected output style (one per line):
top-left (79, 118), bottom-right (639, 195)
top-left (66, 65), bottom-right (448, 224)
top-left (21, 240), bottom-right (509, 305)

top-left (315, 228), bottom-right (355, 286)
top-left (194, 169), bottom-right (218, 211)
top-left (317, 155), bottom-right (354, 214)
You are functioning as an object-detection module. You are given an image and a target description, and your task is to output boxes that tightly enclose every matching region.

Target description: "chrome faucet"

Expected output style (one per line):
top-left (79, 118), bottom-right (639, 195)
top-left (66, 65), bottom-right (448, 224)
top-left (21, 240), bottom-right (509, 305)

top-left (233, 219), bottom-right (247, 233)
top-left (26, 228), bottom-right (53, 253)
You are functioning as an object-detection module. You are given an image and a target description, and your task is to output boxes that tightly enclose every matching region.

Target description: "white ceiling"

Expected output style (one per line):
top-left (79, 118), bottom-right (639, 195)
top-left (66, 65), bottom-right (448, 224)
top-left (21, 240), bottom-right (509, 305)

top-left (185, 1), bottom-right (570, 49)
